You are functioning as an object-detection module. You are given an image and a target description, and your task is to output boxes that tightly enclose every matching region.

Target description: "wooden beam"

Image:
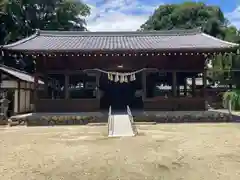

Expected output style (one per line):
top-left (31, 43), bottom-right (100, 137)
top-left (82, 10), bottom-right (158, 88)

top-left (44, 69), bottom-right (203, 75)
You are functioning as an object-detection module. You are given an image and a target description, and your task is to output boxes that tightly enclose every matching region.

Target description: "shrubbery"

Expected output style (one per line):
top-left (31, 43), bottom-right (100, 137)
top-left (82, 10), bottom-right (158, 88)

top-left (223, 89), bottom-right (240, 110)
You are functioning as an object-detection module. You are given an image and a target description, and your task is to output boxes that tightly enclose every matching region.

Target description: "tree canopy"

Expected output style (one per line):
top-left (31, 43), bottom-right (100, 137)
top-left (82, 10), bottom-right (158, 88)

top-left (140, 2), bottom-right (239, 43)
top-left (0, 0), bottom-right (90, 45)
top-left (140, 2), bottom-right (240, 86)
top-left (0, 0), bottom-right (90, 72)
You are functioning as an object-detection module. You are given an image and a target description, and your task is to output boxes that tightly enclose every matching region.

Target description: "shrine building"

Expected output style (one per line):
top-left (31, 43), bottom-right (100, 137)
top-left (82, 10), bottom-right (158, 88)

top-left (2, 28), bottom-right (239, 112)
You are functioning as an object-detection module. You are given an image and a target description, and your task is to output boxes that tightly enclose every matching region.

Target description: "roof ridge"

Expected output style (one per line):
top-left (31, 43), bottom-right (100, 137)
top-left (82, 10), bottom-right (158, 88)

top-left (39, 27), bottom-right (203, 37)
top-left (0, 63), bottom-right (33, 76)
top-left (201, 32), bottom-right (239, 47)
top-left (2, 27), bottom-right (238, 52)
top-left (2, 30), bottom-right (39, 49)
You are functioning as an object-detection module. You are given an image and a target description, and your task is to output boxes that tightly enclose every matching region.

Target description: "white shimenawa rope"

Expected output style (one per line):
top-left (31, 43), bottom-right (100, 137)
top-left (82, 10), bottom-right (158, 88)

top-left (84, 68), bottom-right (148, 83)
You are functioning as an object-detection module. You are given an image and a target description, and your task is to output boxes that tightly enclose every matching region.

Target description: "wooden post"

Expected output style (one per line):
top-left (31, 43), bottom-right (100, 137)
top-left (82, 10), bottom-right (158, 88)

top-left (64, 73), bottom-right (69, 99)
top-left (142, 71), bottom-right (146, 100)
top-left (17, 81), bottom-right (20, 114)
top-left (177, 83), bottom-right (180, 97)
top-left (44, 73), bottom-right (48, 98)
top-left (172, 71), bottom-right (177, 97)
top-left (96, 72), bottom-right (100, 99)
top-left (0, 71), bottom-right (2, 91)
top-left (33, 73), bottom-right (39, 112)
top-left (203, 69), bottom-right (207, 109)
top-left (43, 57), bottom-right (48, 98)
top-left (191, 77), bottom-right (196, 97)
top-left (184, 78), bottom-right (187, 96)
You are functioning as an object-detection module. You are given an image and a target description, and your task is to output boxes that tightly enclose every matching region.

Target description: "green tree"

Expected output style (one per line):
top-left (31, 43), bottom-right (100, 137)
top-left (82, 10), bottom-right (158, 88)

top-left (0, 0), bottom-right (90, 71)
top-left (1, 0), bottom-right (90, 44)
top-left (140, 2), bottom-right (227, 38)
top-left (141, 2), bottom-right (240, 109)
top-left (140, 2), bottom-right (240, 84)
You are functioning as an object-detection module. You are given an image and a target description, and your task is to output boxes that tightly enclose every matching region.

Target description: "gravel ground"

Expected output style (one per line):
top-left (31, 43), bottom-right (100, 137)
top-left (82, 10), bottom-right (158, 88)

top-left (1, 123), bottom-right (240, 180)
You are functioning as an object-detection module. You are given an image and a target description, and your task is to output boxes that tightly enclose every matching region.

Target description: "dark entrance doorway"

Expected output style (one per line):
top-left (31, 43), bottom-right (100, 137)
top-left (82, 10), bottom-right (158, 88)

top-left (99, 73), bottom-right (143, 111)
top-left (107, 81), bottom-right (134, 110)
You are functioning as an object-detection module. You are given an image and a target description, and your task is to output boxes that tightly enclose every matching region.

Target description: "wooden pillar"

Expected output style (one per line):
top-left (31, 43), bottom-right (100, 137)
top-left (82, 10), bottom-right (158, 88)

top-left (203, 69), bottom-right (207, 109)
top-left (17, 80), bottom-right (20, 114)
top-left (0, 71), bottom-right (2, 91)
top-left (25, 84), bottom-right (27, 112)
top-left (33, 73), bottom-right (39, 112)
top-left (51, 80), bottom-right (55, 100)
top-left (44, 73), bottom-right (48, 98)
top-left (191, 77), bottom-right (196, 97)
top-left (184, 78), bottom-right (187, 96)
top-left (43, 57), bottom-right (48, 98)
top-left (177, 83), bottom-right (180, 97)
top-left (142, 71), bottom-right (146, 100)
top-left (56, 81), bottom-right (60, 99)
top-left (64, 73), bottom-right (69, 99)
top-left (172, 71), bottom-right (177, 97)
top-left (96, 72), bottom-right (100, 99)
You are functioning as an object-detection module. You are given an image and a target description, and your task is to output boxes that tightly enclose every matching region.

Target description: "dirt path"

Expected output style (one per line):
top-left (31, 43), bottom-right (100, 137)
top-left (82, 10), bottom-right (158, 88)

top-left (1, 124), bottom-right (240, 180)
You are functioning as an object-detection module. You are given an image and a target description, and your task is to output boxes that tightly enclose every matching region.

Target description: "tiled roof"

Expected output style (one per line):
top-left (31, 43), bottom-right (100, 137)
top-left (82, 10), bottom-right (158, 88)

top-left (0, 64), bottom-right (44, 84)
top-left (2, 28), bottom-right (239, 52)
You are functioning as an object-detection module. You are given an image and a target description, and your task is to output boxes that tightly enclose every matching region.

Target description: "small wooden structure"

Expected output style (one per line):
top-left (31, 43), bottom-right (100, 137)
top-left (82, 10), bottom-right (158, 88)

top-left (0, 64), bottom-right (44, 115)
top-left (2, 28), bottom-right (239, 112)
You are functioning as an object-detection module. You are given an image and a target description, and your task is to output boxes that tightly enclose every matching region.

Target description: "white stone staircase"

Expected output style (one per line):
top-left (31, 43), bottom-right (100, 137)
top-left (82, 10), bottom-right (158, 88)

top-left (108, 106), bottom-right (137, 137)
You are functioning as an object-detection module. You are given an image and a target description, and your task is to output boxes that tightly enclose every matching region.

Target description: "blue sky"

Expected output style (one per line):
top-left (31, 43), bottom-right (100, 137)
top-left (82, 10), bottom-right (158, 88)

top-left (82, 0), bottom-right (240, 31)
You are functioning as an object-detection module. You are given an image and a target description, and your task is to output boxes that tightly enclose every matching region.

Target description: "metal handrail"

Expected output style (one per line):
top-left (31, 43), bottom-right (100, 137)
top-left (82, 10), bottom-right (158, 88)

top-left (108, 106), bottom-right (114, 136)
top-left (127, 105), bottom-right (137, 135)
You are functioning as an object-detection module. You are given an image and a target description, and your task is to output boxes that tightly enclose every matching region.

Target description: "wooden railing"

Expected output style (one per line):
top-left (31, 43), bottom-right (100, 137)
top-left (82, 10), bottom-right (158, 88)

top-left (127, 105), bottom-right (137, 135)
top-left (108, 106), bottom-right (114, 136)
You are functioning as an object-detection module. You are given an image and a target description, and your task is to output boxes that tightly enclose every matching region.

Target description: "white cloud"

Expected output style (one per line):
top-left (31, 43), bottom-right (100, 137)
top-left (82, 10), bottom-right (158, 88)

top-left (225, 6), bottom-right (240, 28)
top-left (83, 1), bottom-right (240, 30)
top-left (83, 0), bottom-right (160, 31)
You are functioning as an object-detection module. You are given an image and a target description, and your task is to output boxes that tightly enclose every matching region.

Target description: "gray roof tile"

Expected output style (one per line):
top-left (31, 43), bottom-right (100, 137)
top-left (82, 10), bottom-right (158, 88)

top-left (0, 65), bottom-right (44, 84)
top-left (2, 28), bottom-right (239, 52)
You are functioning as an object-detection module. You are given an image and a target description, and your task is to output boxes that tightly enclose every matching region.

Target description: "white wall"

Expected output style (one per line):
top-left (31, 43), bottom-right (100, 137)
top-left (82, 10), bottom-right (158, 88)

top-left (1, 80), bottom-right (17, 88)
top-left (14, 90), bottom-right (18, 114)
top-left (11, 81), bottom-right (33, 114)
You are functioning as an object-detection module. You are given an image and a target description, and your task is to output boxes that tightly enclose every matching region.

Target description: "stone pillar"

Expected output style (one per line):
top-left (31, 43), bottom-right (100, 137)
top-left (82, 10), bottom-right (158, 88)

top-left (172, 71), bottom-right (177, 97)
